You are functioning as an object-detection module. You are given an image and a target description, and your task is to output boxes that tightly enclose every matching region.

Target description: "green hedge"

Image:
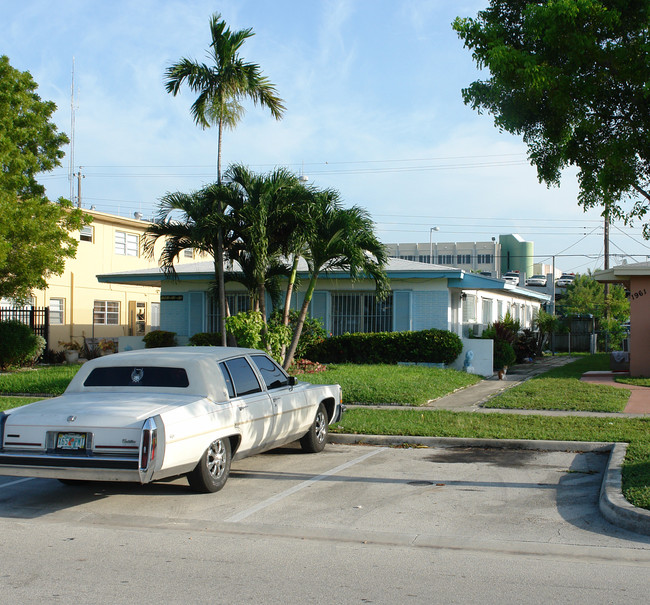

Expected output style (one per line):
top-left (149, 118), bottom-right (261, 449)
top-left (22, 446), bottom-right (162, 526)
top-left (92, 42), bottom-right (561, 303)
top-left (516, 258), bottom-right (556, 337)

top-left (143, 330), bottom-right (177, 348)
top-left (304, 329), bottom-right (463, 365)
top-left (0, 320), bottom-right (45, 369)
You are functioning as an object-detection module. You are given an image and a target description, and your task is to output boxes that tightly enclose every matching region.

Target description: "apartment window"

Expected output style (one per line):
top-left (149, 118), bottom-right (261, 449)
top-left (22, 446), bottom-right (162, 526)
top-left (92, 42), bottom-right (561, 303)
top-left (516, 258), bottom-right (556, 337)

top-left (477, 254), bottom-right (493, 264)
top-left (481, 298), bottom-right (493, 325)
top-left (400, 255), bottom-right (416, 261)
top-left (49, 298), bottom-right (65, 325)
top-left (418, 255), bottom-right (432, 264)
top-left (457, 254), bottom-right (471, 264)
top-left (207, 293), bottom-right (250, 332)
top-left (115, 231), bottom-right (139, 256)
top-left (79, 225), bottom-right (93, 243)
top-left (330, 293), bottom-right (393, 336)
top-left (462, 294), bottom-right (477, 323)
top-left (497, 300), bottom-right (504, 320)
top-left (439, 254), bottom-right (454, 265)
top-left (183, 248), bottom-right (194, 258)
top-left (94, 300), bottom-right (119, 325)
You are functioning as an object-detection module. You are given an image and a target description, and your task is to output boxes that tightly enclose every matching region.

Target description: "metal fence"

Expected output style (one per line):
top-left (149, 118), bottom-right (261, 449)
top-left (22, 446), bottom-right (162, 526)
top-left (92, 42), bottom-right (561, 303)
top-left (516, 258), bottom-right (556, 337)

top-left (0, 307), bottom-right (50, 350)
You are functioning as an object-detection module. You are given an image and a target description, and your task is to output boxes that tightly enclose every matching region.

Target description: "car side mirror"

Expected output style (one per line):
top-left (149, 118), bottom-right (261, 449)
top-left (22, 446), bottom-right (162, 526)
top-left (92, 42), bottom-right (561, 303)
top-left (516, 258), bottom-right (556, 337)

top-left (288, 376), bottom-right (297, 386)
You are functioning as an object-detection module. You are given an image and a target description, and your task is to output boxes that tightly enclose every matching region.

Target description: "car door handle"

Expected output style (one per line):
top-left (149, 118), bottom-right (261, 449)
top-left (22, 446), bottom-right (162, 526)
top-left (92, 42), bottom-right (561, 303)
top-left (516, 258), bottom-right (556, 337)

top-left (238, 404), bottom-right (248, 410)
top-left (272, 397), bottom-right (280, 403)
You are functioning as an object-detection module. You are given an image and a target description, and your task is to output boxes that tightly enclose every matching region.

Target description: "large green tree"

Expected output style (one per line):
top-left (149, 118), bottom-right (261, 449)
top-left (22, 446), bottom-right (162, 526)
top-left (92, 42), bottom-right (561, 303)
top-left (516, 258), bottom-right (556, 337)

top-left (164, 12), bottom-right (285, 344)
top-left (453, 1), bottom-right (650, 233)
top-left (0, 55), bottom-right (86, 301)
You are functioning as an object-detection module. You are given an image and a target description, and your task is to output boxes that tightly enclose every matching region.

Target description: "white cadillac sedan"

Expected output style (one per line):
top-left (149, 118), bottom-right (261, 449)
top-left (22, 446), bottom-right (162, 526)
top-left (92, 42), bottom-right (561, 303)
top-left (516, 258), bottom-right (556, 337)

top-left (0, 347), bottom-right (343, 493)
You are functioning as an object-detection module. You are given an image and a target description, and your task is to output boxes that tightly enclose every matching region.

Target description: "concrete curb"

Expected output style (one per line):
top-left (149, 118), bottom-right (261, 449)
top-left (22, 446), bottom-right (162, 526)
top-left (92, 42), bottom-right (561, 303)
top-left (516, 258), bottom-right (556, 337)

top-left (599, 443), bottom-right (650, 536)
top-left (329, 434), bottom-right (650, 536)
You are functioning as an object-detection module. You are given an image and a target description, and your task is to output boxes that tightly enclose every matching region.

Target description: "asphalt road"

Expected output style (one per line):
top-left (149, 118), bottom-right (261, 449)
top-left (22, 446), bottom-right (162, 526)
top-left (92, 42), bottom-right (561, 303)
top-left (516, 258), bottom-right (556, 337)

top-left (1, 443), bottom-right (649, 604)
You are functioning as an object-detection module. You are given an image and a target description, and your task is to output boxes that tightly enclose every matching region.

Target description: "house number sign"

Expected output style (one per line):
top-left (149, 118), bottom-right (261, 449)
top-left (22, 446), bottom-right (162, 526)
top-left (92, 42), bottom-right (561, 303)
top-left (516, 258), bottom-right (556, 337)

top-left (628, 288), bottom-right (647, 301)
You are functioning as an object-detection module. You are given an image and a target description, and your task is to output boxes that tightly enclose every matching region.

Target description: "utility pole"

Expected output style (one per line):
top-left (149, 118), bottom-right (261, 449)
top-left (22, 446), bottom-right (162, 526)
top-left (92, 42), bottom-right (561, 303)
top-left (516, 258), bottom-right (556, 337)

top-left (76, 168), bottom-right (84, 208)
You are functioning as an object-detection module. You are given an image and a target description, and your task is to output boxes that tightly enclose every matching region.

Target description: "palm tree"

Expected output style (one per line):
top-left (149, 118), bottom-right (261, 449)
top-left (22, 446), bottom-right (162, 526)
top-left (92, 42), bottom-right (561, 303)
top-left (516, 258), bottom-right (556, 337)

top-left (225, 164), bottom-right (303, 324)
top-left (164, 12), bottom-right (285, 344)
top-left (283, 190), bottom-right (390, 369)
top-left (143, 183), bottom-right (239, 336)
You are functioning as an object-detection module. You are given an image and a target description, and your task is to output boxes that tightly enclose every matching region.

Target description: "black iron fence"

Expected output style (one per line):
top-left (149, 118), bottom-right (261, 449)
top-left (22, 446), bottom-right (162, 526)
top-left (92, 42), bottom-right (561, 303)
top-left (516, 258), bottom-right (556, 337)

top-left (0, 307), bottom-right (50, 350)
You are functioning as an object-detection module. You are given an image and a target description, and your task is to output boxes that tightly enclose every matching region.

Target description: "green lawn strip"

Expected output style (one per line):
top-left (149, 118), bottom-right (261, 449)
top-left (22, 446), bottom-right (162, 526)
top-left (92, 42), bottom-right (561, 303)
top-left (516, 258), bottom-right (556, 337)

top-left (332, 407), bottom-right (650, 510)
top-left (298, 364), bottom-right (481, 405)
top-left (484, 353), bottom-right (629, 413)
top-left (0, 365), bottom-right (80, 396)
top-left (616, 377), bottom-right (650, 388)
top-left (0, 396), bottom-right (44, 411)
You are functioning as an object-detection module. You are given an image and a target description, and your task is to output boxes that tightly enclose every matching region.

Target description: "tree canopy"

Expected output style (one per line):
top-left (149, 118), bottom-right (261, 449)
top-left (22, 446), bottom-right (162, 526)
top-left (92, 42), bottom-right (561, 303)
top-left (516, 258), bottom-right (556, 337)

top-left (0, 55), bottom-right (87, 301)
top-left (453, 1), bottom-right (650, 234)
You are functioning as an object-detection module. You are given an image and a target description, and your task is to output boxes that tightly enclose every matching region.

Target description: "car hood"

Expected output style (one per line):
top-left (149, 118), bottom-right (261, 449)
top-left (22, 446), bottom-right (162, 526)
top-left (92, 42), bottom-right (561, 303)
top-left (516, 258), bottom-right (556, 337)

top-left (4, 392), bottom-right (205, 429)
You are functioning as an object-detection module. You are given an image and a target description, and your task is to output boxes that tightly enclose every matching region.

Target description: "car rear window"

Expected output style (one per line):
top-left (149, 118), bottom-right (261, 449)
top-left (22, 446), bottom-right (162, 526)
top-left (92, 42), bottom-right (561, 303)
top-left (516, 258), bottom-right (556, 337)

top-left (83, 366), bottom-right (190, 388)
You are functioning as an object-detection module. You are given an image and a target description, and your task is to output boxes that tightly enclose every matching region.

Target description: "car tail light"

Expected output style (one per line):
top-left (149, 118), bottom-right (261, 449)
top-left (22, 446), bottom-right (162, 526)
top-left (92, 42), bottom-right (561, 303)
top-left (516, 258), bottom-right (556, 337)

top-left (140, 418), bottom-right (157, 471)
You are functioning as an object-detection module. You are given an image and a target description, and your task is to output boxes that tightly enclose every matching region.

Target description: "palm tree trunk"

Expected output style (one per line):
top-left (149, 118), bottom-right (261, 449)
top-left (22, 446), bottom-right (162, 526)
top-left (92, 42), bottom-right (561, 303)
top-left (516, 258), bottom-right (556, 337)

top-left (216, 117), bottom-right (227, 346)
top-left (282, 255), bottom-right (299, 325)
top-left (283, 273), bottom-right (318, 370)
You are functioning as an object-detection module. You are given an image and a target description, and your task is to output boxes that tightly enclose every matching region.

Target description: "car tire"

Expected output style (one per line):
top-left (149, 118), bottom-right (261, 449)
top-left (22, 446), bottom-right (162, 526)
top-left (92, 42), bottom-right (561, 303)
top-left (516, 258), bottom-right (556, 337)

top-left (300, 402), bottom-right (328, 453)
top-left (187, 437), bottom-right (232, 493)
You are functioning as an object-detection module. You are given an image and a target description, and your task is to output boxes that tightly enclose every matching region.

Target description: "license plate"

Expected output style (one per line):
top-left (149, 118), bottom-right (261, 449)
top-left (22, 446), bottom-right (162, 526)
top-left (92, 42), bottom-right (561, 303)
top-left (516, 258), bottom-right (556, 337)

top-left (56, 432), bottom-right (86, 450)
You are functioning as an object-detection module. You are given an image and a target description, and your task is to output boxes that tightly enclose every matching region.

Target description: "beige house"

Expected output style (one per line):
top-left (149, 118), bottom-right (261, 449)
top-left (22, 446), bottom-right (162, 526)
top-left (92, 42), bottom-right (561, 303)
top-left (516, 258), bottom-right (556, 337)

top-left (30, 209), bottom-right (200, 350)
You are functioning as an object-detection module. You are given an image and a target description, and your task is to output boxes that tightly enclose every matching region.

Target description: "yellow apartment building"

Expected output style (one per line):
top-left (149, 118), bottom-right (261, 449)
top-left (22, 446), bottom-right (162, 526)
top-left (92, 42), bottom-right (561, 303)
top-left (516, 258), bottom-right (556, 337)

top-left (29, 209), bottom-right (200, 350)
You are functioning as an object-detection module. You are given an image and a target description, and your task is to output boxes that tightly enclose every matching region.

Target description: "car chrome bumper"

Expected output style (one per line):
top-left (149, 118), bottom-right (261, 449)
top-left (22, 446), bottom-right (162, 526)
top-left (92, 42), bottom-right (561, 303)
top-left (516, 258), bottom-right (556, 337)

top-left (0, 451), bottom-right (143, 482)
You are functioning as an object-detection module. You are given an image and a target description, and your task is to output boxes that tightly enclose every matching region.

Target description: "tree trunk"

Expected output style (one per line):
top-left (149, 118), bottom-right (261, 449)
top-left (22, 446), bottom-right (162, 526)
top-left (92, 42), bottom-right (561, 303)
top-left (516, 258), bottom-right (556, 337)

top-left (216, 117), bottom-right (227, 346)
top-left (215, 240), bottom-right (227, 347)
top-left (282, 255), bottom-right (299, 325)
top-left (283, 274), bottom-right (317, 370)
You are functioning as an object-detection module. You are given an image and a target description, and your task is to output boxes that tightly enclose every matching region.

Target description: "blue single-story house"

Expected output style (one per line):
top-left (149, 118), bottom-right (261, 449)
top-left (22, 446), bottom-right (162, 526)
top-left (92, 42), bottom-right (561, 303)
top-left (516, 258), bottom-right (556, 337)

top-left (98, 258), bottom-right (550, 343)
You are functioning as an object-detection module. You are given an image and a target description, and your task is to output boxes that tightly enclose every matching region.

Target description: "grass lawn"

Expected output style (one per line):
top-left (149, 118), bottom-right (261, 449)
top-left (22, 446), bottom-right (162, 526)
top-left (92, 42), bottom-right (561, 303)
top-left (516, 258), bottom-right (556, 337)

top-left (483, 354), bottom-right (630, 413)
top-left (0, 364), bottom-right (80, 396)
top-left (298, 364), bottom-right (482, 405)
top-left (617, 377), bottom-right (650, 387)
top-left (0, 396), bottom-right (44, 411)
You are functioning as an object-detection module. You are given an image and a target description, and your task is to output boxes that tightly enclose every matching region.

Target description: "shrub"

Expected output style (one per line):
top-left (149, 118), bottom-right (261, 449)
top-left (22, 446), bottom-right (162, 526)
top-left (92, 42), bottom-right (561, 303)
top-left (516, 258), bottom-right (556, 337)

top-left (304, 329), bottom-right (462, 365)
top-left (188, 332), bottom-right (222, 346)
top-left (143, 330), bottom-right (177, 348)
top-left (269, 310), bottom-right (327, 361)
top-left (0, 320), bottom-right (42, 369)
top-left (493, 339), bottom-right (516, 370)
top-left (513, 328), bottom-right (537, 362)
top-left (226, 311), bottom-right (264, 349)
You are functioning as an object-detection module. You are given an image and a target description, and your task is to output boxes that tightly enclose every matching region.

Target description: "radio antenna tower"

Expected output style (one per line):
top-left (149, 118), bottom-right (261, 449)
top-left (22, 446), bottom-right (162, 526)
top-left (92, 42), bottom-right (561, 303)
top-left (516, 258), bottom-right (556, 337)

top-left (69, 58), bottom-right (76, 204)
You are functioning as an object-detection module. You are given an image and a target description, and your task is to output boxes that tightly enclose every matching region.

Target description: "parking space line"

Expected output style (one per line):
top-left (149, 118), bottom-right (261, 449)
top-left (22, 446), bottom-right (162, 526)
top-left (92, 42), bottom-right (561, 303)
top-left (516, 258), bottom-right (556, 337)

top-left (226, 447), bottom-right (387, 523)
top-left (0, 477), bottom-right (34, 489)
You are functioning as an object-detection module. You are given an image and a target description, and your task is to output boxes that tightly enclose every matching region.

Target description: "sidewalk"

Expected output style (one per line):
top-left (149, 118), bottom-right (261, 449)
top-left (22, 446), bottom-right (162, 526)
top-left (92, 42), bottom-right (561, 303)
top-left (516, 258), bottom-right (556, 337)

top-left (425, 356), bottom-right (650, 416)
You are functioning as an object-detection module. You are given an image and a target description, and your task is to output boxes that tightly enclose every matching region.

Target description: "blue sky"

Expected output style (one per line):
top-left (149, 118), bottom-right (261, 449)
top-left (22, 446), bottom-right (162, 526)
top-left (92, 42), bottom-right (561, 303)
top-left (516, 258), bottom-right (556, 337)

top-left (4, 0), bottom-right (650, 273)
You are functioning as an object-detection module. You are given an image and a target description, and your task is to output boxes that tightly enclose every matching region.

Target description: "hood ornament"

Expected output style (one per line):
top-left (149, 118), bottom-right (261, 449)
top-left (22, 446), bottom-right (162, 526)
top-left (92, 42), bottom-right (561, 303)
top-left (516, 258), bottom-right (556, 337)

top-left (67, 415), bottom-right (76, 422)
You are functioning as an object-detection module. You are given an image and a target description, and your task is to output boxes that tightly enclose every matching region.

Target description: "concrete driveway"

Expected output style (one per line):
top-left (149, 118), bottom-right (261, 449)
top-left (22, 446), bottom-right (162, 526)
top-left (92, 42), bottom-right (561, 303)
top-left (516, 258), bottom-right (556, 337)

top-left (1, 443), bottom-right (650, 603)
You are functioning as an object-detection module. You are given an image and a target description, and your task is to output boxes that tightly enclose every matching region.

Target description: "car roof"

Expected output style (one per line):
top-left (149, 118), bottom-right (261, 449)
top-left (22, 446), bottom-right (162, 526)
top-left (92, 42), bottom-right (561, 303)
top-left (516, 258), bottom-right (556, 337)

top-left (100, 346), bottom-right (266, 363)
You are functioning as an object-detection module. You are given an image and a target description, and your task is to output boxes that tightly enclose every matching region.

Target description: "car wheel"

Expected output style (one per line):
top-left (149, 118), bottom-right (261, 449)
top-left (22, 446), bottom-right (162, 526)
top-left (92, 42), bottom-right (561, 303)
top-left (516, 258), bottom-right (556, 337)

top-left (187, 437), bottom-right (232, 493)
top-left (300, 402), bottom-right (328, 453)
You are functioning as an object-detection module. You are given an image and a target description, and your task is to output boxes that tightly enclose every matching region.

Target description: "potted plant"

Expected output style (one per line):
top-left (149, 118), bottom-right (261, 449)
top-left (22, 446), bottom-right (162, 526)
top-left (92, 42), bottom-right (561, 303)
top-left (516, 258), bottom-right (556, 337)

top-left (59, 340), bottom-right (82, 364)
top-left (97, 338), bottom-right (117, 355)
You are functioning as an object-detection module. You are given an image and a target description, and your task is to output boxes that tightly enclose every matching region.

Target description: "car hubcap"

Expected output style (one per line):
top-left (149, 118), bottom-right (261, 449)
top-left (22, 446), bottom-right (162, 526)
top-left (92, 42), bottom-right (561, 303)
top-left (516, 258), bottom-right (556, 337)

top-left (206, 440), bottom-right (226, 478)
top-left (315, 411), bottom-right (327, 443)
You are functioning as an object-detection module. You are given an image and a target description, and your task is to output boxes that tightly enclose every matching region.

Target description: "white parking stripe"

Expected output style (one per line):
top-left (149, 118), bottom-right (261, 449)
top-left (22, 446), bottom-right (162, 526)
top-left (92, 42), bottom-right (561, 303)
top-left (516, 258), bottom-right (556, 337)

top-left (226, 447), bottom-right (387, 523)
top-left (0, 477), bottom-right (34, 489)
